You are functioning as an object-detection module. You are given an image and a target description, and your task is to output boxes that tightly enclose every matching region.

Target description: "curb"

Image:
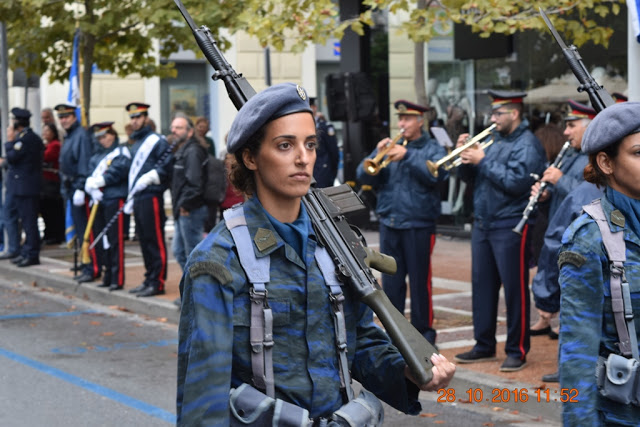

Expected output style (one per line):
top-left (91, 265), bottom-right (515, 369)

top-left (0, 259), bottom-right (181, 324)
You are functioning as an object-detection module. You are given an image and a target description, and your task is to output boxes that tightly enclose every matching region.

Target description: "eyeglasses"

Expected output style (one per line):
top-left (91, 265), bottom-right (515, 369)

top-left (491, 110), bottom-right (514, 118)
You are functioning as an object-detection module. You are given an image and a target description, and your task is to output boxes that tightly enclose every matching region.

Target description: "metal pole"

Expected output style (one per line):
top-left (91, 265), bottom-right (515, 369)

top-left (1, 22), bottom-right (9, 253)
top-left (264, 47), bottom-right (271, 86)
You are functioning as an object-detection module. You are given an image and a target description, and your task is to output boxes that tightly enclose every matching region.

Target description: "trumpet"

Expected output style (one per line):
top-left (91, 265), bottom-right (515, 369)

top-left (426, 124), bottom-right (497, 177)
top-left (363, 129), bottom-right (406, 175)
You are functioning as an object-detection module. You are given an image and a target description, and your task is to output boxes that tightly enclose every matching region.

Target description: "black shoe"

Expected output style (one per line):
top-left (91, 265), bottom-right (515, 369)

top-left (530, 326), bottom-right (551, 336)
top-left (541, 371), bottom-right (559, 382)
top-left (75, 273), bottom-right (96, 283)
top-left (17, 258), bottom-right (40, 267)
top-left (454, 350), bottom-right (497, 364)
top-left (0, 252), bottom-right (19, 260)
top-left (129, 283), bottom-right (148, 294)
top-left (500, 356), bottom-right (527, 372)
top-left (10, 255), bottom-right (25, 264)
top-left (136, 287), bottom-right (165, 297)
top-left (109, 284), bottom-right (123, 292)
top-left (96, 282), bottom-right (111, 288)
top-left (548, 329), bottom-right (559, 340)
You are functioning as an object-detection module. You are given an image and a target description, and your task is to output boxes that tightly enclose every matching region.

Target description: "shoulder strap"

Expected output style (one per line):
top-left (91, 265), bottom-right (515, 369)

top-left (583, 200), bottom-right (638, 359)
top-left (224, 206), bottom-right (274, 397)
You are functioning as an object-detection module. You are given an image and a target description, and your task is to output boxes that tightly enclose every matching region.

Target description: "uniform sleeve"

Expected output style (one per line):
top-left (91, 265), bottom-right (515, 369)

top-left (5, 140), bottom-right (27, 163)
top-left (558, 237), bottom-right (606, 426)
top-left (350, 303), bottom-right (421, 415)
top-left (73, 131), bottom-right (92, 192)
top-left (355, 147), bottom-right (387, 187)
top-left (103, 151), bottom-right (132, 187)
top-left (554, 155), bottom-right (588, 201)
top-left (403, 142), bottom-right (449, 187)
top-left (177, 266), bottom-right (235, 426)
top-left (477, 140), bottom-right (543, 196)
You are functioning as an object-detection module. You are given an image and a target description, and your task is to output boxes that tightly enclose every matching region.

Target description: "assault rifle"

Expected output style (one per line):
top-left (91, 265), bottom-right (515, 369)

top-left (174, 0), bottom-right (437, 385)
top-left (539, 8), bottom-right (615, 112)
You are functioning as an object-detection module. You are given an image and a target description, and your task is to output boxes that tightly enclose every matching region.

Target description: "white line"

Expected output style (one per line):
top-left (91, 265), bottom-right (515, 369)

top-left (437, 334), bottom-right (507, 350)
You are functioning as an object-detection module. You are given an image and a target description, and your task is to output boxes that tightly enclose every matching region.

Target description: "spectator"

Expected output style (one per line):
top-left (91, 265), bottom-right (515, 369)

top-left (40, 123), bottom-right (65, 245)
top-left (309, 97), bottom-right (339, 188)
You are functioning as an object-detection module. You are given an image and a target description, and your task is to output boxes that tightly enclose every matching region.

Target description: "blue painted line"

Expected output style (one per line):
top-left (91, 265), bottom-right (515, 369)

top-left (0, 310), bottom-right (97, 321)
top-left (0, 347), bottom-right (175, 423)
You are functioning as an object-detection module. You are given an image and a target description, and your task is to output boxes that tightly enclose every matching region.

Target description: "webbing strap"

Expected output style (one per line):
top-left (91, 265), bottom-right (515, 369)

top-left (224, 207), bottom-right (275, 397)
top-left (583, 201), bottom-right (637, 359)
top-left (315, 246), bottom-right (354, 402)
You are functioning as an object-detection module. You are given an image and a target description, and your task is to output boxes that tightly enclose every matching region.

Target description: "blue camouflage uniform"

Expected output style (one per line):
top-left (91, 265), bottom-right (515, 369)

top-left (356, 129), bottom-right (448, 344)
top-left (458, 119), bottom-right (546, 360)
top-left (558, 193), bottom-right (640, 426)
top-left (177, 195), bottom-right (420, 425)
top-left (547, 148), bottom-right (589, 219)
top-left (532, 181), bottom-right (603, 314)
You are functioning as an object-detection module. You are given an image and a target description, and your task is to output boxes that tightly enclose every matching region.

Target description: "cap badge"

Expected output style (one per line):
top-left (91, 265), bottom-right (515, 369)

top-left (296, 85), bottom-right (307, 101)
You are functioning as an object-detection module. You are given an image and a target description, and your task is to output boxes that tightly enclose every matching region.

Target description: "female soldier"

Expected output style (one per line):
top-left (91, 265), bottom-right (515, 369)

top-left (558, 101), bottom-right (640, 425)
top-left (84, 122), bottom-right (131, 291)
top-left (176, 83), bottom-right (455, 426)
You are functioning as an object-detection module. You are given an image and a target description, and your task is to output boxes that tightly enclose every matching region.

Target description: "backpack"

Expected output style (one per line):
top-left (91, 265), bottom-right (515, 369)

top-left (202, 153), bottom-right (227, 204)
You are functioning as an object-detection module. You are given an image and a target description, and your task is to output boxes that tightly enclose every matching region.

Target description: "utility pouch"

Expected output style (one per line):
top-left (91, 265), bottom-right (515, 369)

top-left (596, 354), bottom-right (639, 406)
top-left (229, 383), bottom-right (311, 427)
top-left (331, 390), bottom-right (384, 427)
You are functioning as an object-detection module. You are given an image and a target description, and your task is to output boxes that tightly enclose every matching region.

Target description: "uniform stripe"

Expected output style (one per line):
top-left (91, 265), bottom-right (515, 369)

top-left (117, 199), bottom-right (125, 286)
top-left (518, 224), bottom-right (528, 358)
top-left (152, 196), bottom-right (167, 291)
top-left (85, 201), bottom-right (99, 278)
top-left (427, 233), bottom-right (436, 327)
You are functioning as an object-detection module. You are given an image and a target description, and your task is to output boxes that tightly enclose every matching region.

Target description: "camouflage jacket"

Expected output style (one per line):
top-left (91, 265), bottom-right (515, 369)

top-left (558, 195), bottom-right (640, 426)
top-left (176, 196), bottom-right (420, 425)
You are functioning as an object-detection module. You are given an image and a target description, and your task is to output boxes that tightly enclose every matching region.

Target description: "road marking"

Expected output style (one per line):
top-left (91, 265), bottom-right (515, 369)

top-left (437, 334), bottom-right (507, 350)
top-left (0, 310), bottom-right (97, 321)
top-left (0, 347), bottom-right (175, 423)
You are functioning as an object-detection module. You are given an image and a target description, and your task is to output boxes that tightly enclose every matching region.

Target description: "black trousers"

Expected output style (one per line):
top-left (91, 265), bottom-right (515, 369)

top-left (40, 196), bottom-right (65, 242)
top-left (16, 195), bottom-right (40, 259)
top-left (133, 195), bottom-right (167, 291)
top-left (92, 199), bottom-right (126, 287)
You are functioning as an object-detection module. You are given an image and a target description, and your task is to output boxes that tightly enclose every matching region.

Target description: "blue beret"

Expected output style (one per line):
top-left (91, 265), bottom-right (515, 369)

top-left (226, 83), bottom-right (313, 154)
top-left (581, 102), bottom-right (640, 154)
top-left (10, 107), bottom-right (31, 120)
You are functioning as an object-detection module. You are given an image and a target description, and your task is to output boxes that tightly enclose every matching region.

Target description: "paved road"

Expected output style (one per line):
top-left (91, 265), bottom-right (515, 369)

top-left (0, 278), bottom-right (560, 426)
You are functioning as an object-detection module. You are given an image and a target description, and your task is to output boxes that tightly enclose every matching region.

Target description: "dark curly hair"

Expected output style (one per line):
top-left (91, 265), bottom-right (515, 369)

top-left (229, 125), bottom-right (267, 197)
top-left (583, 139), bottom-right (623, 188)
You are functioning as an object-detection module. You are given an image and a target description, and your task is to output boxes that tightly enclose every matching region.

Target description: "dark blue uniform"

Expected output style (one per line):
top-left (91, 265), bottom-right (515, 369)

top-left (5, 127), bottom-right (43, 261)
top-left (459, 119), bottom-right (546, 361)
top-left (60, 120), bottom-right (98, 278)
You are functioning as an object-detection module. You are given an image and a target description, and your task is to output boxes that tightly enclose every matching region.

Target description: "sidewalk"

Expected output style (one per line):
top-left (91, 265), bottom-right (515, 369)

top-left (0, 228), bottom-right (562, 422)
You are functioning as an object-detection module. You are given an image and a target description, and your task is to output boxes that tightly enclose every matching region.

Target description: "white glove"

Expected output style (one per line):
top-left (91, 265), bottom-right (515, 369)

top-left (85, 176), bottom-right (105, 191)
top-left (123, 198), bottom-right (134, 215)
top-left (72, 189), bottom-right (85, 206)
top-left (89, 189), bottom-right (103, 203)
top-left (138, 169), bottom-right (160, 187)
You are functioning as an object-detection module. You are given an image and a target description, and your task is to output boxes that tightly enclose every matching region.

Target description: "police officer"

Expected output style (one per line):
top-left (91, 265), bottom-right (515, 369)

top-left (310, 97), bottom-right (339, 188)
top-left (176, 83), bottom-right (455, 425)
top-left (558, 101), bottom-right (640, 425)
top-left (124, 103), bottom-right (172, 297)
top-left (1, 108), bottom-right (43, 266)
top-left (356, 100), bottom-right (449, 346)
top-left (84, 122), bottom-right (131, 291)
top-left (454, 90), bottom-right (546, 372)
top-left (56, 103), bottom-right (99, 282)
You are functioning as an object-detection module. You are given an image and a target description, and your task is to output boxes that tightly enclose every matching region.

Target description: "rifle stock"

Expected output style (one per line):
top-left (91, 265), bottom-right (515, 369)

top-left (175, 0), bottom-right (437, 386)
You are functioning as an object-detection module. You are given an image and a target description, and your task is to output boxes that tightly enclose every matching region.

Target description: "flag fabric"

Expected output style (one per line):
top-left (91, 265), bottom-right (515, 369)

top-left (67, 29), bottom-right (81, 120)
top-left (65, 199), bottom-right (76, 249)
top-left (629, 0), bottom-right (640, 43)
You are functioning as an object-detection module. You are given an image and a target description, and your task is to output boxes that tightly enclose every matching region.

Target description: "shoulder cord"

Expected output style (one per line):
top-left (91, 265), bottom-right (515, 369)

top-left (583, 200), bottom-right (639, 360)
top-left (224, 206), bottom-right (354, 401)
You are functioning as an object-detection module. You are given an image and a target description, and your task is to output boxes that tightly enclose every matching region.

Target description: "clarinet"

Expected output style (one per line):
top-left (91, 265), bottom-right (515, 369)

top-left (512, 140), bottom-right (571, 235)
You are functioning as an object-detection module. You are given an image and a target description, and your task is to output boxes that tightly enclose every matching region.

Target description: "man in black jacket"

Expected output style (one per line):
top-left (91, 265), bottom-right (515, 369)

top-left (169, 113), bottom-right (207, 271)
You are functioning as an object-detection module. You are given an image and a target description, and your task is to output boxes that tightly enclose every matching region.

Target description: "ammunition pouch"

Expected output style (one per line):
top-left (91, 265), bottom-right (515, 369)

top-left (229, 384), bottom-right (384, 427)
top-left (596, 354), bottom-right (640, 406)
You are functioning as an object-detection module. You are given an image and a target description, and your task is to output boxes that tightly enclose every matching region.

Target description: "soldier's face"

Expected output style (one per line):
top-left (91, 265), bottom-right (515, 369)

top-left (564, 119), bottom-right (589, 151)
top-left (490, 108), bottom-right (516, 135)
top-left (600, 133), bottom-right (640, 199)
top-left (397, 114), bottom-right (423, 141)
top-left (98, 133), bottom-right (116, 149)
top-left (130, 114), bottom-right (146, 131)
top-left (58, 114), bottom-right (76, 130)
top-left (242, 112), bottom-right (317, 205)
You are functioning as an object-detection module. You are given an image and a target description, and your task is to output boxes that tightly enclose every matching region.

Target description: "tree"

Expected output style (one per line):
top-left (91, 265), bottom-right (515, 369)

top-left (0, 0), bottom-right (624, 123)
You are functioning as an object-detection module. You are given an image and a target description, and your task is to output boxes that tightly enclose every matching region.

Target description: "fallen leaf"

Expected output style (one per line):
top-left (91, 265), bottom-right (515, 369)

top-left (419, 413), bottom-right (438, 418)
top-left (482, 423), bottom-right (494, 427)
top-left (157, 317), bottom-right (168, 323)
top-left (458, 398), bottom-right (472, 404)
top-left (510, 410), bottom-right (519, 415)
top-left (31, 281), bottom-right (37, 287)
top-left (434, 421), bottom-right (445, 424)
top-left (90, 321), bottom-right (101, 326)
top-left (491, 407), bottom-right (504, 412)
top-left (101, 332), bottom-right (115, 336)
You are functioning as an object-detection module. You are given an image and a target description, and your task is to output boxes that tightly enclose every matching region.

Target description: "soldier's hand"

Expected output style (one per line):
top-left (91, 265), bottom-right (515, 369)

top-left (541, 166), bottom-right (563, 186)
top-left (375, 137), bottom-right (392, 152)
top-left (405, 354), bottom-right (456, 392)
top-left (456, 133), bottom-right (470, 148)
top-left (6, 126), bottom-right (15, 142)
top-left (387, 144), bottom-right (407, 162)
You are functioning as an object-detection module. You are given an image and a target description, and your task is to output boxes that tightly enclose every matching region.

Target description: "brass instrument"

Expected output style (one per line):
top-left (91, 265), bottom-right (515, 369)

top-left (426, 124), bottom-right (497, 177)
top-left (363, 130), bottom-right (405, 175)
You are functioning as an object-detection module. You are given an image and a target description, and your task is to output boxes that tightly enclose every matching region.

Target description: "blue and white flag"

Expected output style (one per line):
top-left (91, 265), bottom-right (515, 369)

top-left (629, 0), bottom-right (640, 43)
top-left (65, 199), bottom-right (76, 248)
top-left (67, 30), bottom-right (81, 120)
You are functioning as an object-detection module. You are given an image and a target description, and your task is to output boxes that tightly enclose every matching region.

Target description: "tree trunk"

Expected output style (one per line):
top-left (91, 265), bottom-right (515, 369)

top-left (414, 0), bottom-right (428, 108)
top-left (81, 32), bottom-right (94, 127)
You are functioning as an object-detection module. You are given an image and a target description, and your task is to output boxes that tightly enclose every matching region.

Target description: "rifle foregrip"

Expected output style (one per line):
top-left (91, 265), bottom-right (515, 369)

top-left (361, 289), bottom-right (436, 386)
